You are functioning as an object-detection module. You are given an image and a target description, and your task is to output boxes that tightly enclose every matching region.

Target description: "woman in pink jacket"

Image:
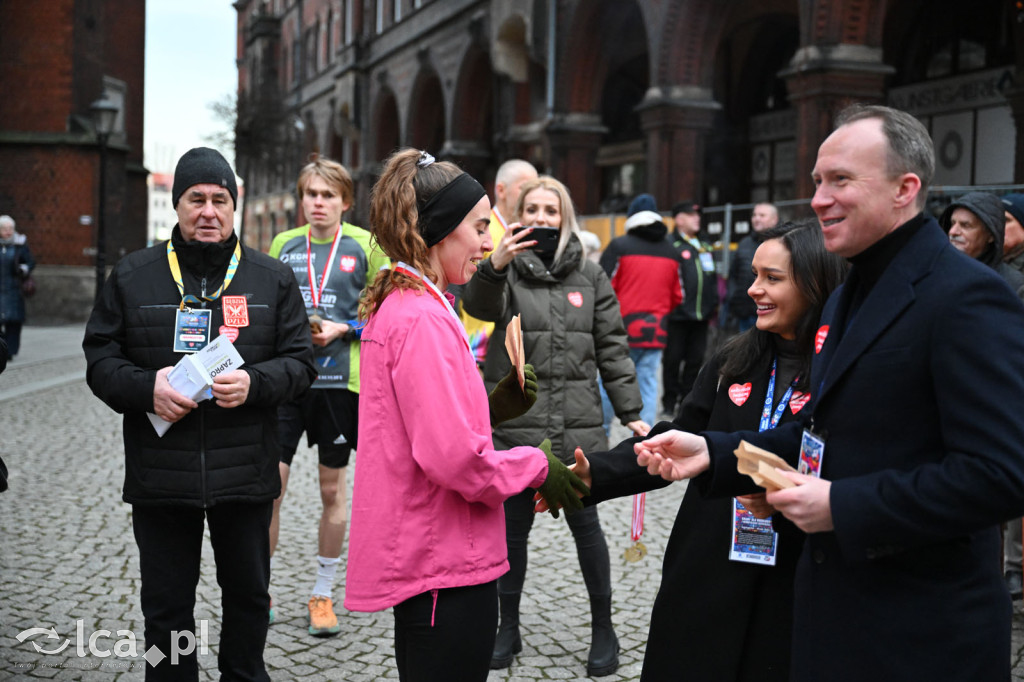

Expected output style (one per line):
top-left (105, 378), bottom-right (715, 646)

top-left (345, 148), bottom-right (586, 681)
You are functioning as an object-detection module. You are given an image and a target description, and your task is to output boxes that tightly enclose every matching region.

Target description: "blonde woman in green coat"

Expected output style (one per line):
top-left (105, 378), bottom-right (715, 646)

top-left (462, 175), bottom-right (649, 677)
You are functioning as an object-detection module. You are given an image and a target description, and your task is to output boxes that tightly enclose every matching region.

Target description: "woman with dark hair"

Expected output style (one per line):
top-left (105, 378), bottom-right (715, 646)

top-left (344, 149), bottom-right (586, 682)
top-left (462, 175), bottom-right (648, 677)
top-left (565, 220), bottom-right (848, 681)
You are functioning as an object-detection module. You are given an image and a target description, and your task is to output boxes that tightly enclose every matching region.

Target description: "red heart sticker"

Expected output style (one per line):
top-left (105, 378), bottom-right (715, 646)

top-left (815, 325), bottom-right (829, 354)
top-left (790, 391), bottom-right (811, 414)
top-left (219, 325), bottom-right (239, 343)
top-left (568, 292), bottom-right (583, 308)
top-left (728, 382), bottom-right (752, 406)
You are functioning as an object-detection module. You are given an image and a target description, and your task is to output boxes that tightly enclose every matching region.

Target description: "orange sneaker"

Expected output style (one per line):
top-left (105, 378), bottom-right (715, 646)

top-left (308, 596), bottom-right (340, 637)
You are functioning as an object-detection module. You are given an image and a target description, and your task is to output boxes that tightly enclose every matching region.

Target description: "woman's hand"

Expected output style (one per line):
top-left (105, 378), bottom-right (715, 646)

top-left (490, 223), bottom-right (536, 271)
top-left (634, 429), bottom-right (710, 482)
top-left (535, 447), bottom-right (591, 514)
top-left (625, 420), bottom-right (651, 437)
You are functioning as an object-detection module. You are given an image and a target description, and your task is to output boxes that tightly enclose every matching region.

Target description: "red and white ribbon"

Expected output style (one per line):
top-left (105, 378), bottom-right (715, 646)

top-left (631, 493), bottom-right (645, 542)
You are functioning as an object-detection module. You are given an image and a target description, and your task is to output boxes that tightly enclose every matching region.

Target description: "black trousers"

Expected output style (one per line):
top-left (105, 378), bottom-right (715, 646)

top-left (498, 488), bottom-right (612, 598)
top-left (662, 319), bottom-right (710, 415)
top-left (131, 501), bottom-right (273, 682)
top-left (1, 320), bottom-right (23, 357)
top-left (393, 580), bottom-right (498, 682)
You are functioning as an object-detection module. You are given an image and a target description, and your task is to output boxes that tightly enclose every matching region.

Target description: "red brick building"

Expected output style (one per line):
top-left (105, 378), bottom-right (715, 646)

top-left (235, 0), bottom-right (1024, 249)
top-left (0, 0), bottom-right (146, 319)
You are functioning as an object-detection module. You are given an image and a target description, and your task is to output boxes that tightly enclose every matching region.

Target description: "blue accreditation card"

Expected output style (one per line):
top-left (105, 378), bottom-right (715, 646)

top-left (173, 308), bottom-right (212, 353)
top-left (798, 428), bottom-right (825, 477)
top-left (729, 499), bottom-right (778, 565)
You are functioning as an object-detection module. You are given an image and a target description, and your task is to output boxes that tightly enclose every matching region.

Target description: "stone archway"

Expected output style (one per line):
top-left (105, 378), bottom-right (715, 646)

top-left (552, 0), bottom-right (650, 213)
top-left (448, 44), bottom-right (495, 182)
top-left (408, 67), bottom-right (446, 155)
top-left (372, 87), bottom-right (400, 163)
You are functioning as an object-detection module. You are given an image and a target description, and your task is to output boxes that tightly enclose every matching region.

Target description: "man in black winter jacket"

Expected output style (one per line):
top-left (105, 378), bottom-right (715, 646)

top-left (663, 200), bottom-right (720, 416)
top-left (83, 147), bottom-right (316, 680)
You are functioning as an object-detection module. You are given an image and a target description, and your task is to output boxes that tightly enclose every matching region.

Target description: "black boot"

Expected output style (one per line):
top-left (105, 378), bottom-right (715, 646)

top-left (490, 592), bottom-right (522, 669)
top-left (587, 594), bottom-right (619, 677)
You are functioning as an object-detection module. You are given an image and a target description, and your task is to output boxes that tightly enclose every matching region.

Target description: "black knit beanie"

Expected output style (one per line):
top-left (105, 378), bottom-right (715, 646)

top-left (172, 147), bottom-right (238, 208)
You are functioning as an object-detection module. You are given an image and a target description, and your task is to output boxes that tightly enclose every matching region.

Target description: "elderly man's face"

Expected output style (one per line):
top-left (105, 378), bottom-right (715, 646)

top-left (811, 118), bottom-right (909, 258)
top-left (177, 184), bottom-right (234, 243)
top-left (947, 207), bottom-right (993, 259)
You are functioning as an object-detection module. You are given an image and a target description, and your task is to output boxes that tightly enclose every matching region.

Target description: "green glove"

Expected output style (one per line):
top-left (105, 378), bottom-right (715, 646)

top-left (488, 363), bottom-right (538, 426)
top-left (535, 438), bottom-right (590, 519)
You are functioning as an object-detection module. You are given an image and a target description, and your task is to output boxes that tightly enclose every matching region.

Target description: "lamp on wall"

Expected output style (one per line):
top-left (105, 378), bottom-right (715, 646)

top-left (90, 92), bottom-right (120, 300)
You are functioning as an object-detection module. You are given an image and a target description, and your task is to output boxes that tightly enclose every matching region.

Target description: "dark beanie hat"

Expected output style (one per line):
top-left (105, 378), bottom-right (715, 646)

top-left (172, 147), bottom-right (238, 208)
top-left (672, 200), bottom-right (700, 216)
top-left (1004, 193), bottom-right (1024, 228)
top-left (628, 193), bottom-right (657, 217)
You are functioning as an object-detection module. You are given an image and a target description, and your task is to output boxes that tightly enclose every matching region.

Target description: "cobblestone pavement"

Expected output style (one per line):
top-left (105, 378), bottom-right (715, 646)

top-left (3, 324), bottom-right (1024, 680)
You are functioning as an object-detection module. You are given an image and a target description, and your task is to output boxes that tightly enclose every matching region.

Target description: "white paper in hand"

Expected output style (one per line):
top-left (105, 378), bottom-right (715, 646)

top-left (147, 335), bottom-right (246, 437)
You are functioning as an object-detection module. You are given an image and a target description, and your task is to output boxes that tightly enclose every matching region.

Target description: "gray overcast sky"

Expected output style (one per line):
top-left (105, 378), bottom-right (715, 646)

top-left (144, 1), bottom-right (238, 173)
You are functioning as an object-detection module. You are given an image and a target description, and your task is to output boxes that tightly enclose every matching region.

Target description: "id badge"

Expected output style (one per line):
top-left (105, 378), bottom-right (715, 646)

top-left (173, 308), bottom-right (212, 353)
top-left (729, 498), bottom-right (778, 565)
top-left (798, 428), bottom-right (825, 477)
top-left (698, 252), bottom-right (715, 272)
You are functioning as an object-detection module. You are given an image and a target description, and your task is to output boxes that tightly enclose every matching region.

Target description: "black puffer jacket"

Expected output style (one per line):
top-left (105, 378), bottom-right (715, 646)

top-left (84, 227), bottom-right (316, 507)
top-left (462, 233), bottom-right (642, 461)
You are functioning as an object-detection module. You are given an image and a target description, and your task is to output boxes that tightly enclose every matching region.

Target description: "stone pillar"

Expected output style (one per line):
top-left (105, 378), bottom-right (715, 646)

top-left (637, 87), bottom-right (720, 209)
top-left (1006, 87), bottom-right (1024, 183)
top-left (544, 114), bottom-right (607, 213)
top-left (781, 45), bottom-right (893, 198)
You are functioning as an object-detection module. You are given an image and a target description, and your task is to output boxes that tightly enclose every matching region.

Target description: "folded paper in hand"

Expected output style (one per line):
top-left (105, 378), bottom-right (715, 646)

top-left (734, 440), bottom-right (797, 491)
top-left (504, 314), bottom-right (525, 391)
top-left (147, 335), bottom-right (245, 437)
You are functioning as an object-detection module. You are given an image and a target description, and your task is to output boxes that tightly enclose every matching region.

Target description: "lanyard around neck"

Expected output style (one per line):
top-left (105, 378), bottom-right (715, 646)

top-left (166, 240), bottom-right (241, 310)
top-left (492, 208), bottom-right (509, 232)
top-left (306, 227), bottom-right (342, 309)
top-left (393, 262), bottom-right (472, 355)
top-left (758, 356), bottom-right (798, 432)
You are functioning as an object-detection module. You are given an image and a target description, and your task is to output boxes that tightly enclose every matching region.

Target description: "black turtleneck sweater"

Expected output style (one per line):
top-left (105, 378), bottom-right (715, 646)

top-left (837, 213), bottom-right (926, 332)
top-left (772, 334), bottom-right (802, 404)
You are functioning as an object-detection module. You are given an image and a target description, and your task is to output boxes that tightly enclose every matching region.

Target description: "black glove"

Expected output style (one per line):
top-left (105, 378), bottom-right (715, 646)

top-left (488, 364), bottom-right (538, 426)
top-left (535, 438), bottom-right (590, 519)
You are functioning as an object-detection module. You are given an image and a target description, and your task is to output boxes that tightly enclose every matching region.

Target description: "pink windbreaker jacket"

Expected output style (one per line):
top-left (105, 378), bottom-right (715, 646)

top-left (345, 286), bottom-right (548, 612)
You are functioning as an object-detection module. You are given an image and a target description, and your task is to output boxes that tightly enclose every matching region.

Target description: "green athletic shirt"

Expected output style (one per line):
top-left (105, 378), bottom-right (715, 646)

top-left (268, 222), bottom-right (389, 391)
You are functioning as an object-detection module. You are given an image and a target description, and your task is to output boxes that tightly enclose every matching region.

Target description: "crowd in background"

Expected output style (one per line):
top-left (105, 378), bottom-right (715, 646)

top-left (77, 101), bottom-right (1024, 682)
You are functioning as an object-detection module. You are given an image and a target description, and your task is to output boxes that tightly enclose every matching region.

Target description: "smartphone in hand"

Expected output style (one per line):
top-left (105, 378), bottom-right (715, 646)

top-left (512, 226), bottom-right (560, 253)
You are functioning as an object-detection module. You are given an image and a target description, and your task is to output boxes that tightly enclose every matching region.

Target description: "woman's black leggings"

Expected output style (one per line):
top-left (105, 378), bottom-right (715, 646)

top-left (393, 580), bottom-right (498, 682)
top-left (497, 488), bottom-right (612, 597)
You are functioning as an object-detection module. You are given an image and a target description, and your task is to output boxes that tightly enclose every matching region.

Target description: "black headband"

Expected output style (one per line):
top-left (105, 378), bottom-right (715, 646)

top-left (417, 173), bottom-right (487, 247)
